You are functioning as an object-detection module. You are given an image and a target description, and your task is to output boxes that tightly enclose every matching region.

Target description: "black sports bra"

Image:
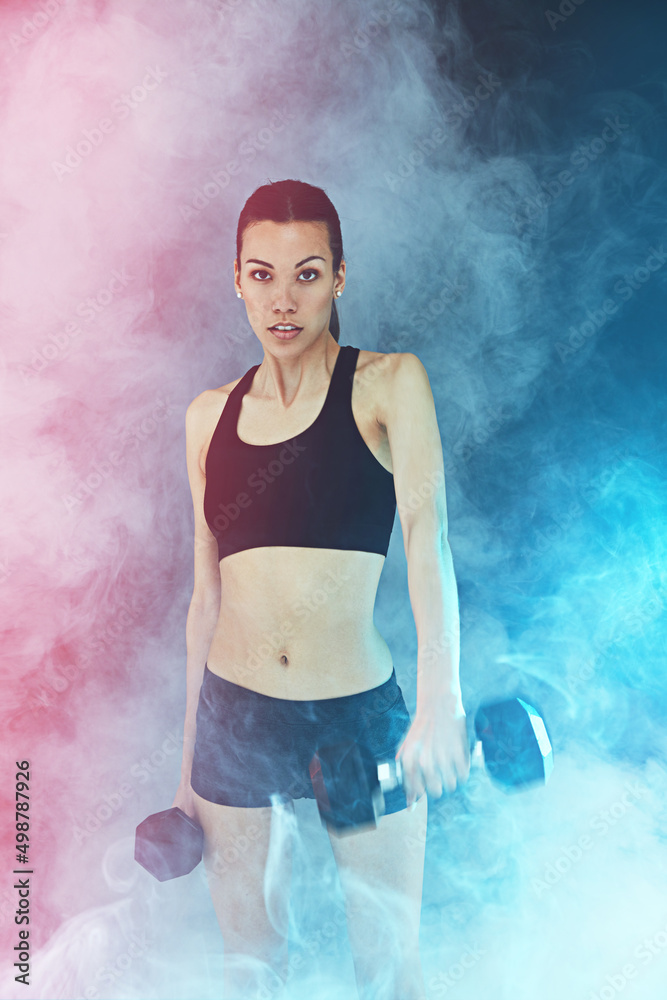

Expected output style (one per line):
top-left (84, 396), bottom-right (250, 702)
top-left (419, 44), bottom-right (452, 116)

top-left (203, 345), bottom-right (396, 562)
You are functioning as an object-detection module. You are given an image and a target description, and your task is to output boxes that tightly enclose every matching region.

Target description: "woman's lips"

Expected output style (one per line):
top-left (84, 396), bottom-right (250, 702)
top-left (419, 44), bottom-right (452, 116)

top-left (269, 327), bottom-right (301, 341)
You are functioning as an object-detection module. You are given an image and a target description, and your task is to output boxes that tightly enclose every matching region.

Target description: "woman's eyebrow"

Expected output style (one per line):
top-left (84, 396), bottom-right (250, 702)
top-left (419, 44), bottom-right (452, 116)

top-left (244, 255), bottom-right (325, 269)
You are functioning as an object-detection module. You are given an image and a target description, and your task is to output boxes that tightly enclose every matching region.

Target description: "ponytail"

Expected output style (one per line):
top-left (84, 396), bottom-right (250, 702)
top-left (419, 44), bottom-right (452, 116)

top-left (329, 297), bottom-right (340, 343)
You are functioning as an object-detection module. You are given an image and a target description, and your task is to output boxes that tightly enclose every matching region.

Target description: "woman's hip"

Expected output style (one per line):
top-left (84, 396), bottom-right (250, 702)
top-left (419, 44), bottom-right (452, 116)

top-left (190, 662), bottom-right (412, 809)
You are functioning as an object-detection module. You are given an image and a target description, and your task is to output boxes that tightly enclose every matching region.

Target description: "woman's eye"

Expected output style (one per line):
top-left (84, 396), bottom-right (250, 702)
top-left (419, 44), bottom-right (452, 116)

top-left (249, 268), bottom-right (319, 282)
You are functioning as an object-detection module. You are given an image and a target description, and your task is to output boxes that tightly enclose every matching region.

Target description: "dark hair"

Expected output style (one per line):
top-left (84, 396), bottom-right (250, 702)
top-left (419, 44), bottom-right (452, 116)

top-left (236, 179), bottom-right (344, 343)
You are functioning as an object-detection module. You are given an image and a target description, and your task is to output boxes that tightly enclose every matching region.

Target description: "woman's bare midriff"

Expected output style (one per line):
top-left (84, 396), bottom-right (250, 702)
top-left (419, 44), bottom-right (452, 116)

top-left (201, 348), bottom-right (397, 700)
top-left (206, 545), bottom-right (394, 699)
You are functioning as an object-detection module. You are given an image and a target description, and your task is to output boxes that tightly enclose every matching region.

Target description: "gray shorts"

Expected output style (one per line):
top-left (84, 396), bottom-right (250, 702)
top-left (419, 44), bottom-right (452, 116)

top-left (190, 664), bottom-right (412, 814)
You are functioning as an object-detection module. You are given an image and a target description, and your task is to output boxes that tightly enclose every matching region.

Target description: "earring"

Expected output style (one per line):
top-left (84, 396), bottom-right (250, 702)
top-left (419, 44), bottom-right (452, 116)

top-left (335, 290), bottom-right (342, 298)
top-left (236, 292), bottom-right (242, 299)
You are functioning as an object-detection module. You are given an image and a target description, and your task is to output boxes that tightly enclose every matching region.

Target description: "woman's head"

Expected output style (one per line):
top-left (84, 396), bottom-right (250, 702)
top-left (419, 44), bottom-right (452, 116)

top-left (234, 179), bottom-right (345, 347)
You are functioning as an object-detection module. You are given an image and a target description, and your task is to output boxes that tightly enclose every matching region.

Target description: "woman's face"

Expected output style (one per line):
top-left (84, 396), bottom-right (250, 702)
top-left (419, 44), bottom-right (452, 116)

top-left (234, 219), bottom-right (345, 353)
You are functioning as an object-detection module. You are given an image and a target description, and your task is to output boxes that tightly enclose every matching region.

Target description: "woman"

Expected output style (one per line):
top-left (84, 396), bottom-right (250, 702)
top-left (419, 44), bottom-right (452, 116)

top-left (172, 179), bottom-right (470, 999)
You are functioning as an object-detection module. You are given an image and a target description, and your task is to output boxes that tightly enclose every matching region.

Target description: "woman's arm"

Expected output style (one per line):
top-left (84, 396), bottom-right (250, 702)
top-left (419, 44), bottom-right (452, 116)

top-left (173, 395), bottom-right (222, 809)
top-left (406, 523), bottom-right (462, 715)
top-left (180, 599), bottom-right (219, 782)
top-left (382, 352), bottom-right (469, 802)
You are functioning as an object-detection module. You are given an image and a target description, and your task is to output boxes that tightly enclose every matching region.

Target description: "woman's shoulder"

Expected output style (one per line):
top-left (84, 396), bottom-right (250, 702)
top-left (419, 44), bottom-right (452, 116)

top-left (354, 348), bottom-right (426, 388)
top-left (185, 372), bottom-right (248, 459)
top-left (353, 349), bottom-right (428, 430)
top-left (187, 371), bottom-right (247, 419)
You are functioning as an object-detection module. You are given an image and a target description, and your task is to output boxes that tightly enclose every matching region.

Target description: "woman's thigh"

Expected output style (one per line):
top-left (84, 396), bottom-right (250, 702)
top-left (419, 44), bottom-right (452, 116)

top-left (192, 789), bottom-right (294, 962)
top-left (327, 794), bottom-right (428, 970)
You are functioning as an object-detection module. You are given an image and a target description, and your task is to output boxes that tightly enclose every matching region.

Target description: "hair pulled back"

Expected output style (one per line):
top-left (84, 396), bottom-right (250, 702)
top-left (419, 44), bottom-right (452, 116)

top-left (236, 179), bottom-right (344, 343)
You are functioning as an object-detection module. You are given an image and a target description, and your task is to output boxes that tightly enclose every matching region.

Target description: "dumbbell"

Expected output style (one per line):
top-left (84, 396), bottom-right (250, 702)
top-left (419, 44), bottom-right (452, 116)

top-left (134, 807), bottom-right (203, 881)
top-left (308, 696), bottom-right (554, 834)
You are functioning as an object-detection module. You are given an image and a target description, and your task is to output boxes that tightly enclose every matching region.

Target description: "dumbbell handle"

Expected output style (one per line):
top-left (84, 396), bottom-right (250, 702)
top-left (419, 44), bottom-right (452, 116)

top-left (376, 740), bottom-right (484, 797)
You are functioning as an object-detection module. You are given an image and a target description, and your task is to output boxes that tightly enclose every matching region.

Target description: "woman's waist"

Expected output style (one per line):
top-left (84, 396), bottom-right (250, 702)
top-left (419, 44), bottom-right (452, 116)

top-left (206, 616), bottom-right (394, 698)
top-left (198, 659), bottom-right (403, 724)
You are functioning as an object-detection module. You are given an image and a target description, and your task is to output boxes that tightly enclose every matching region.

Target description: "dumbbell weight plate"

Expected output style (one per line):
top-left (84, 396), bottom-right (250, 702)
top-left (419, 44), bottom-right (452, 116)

top-left (309, 739), bottom-right (384, 833)
top-left (474, 698), bottom-right (554, 790)
top-left (134, 807), bottom-right (203, 881)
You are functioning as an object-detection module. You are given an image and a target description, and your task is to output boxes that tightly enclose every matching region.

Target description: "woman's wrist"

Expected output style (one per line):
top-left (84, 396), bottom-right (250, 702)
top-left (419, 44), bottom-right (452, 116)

top-left (416, 683), bottom-right (464, 717)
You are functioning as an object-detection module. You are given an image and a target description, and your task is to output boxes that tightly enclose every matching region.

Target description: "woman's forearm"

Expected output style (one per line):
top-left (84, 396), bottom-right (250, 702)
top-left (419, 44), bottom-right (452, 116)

top-left (405, 522), bottom-right (462, 715)
top-left (181, 598), bottom-right (220, 781)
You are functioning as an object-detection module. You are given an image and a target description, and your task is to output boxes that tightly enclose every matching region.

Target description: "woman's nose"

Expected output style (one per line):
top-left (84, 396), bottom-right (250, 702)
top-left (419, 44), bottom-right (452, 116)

top-left (271, 284), bottom-right (298, 312)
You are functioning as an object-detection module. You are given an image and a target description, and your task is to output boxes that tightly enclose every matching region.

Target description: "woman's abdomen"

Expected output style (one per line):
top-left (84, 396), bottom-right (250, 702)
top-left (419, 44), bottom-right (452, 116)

top-left (205, 546), bottom-right (393, 698)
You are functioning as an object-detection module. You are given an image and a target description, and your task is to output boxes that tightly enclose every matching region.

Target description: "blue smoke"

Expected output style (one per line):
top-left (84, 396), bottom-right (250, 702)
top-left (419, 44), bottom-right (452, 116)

top-left (2, 0), bottom-right (665, 998)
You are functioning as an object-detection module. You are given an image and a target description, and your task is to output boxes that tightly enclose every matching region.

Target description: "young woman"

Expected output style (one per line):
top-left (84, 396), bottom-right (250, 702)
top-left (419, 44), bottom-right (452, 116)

top-left (172, 179), bottom-right (470, 999)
